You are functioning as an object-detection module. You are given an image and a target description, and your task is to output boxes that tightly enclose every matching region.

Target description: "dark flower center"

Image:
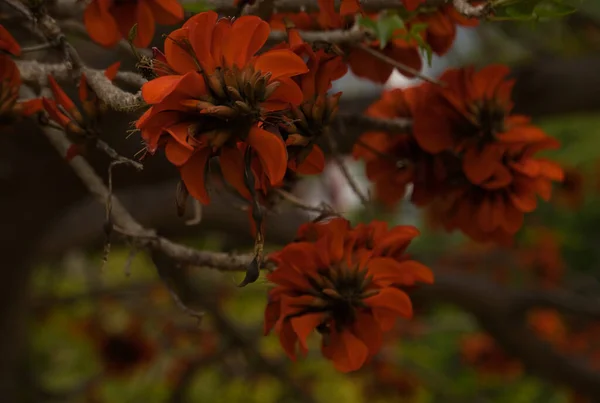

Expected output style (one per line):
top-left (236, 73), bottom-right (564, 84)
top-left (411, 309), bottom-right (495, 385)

top-left (179, 66), bottom-right (287, 149)
top-left (302, 264), bottom-right (374, 331)
top-left (101, 334), bottom-right (150, 372)
top-left (465, 99), bottom-right (506, 145)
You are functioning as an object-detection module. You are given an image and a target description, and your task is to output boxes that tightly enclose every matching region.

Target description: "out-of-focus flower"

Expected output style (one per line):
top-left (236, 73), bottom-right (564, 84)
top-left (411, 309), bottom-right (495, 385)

top-left (84, 0), bottom-right (184, 48)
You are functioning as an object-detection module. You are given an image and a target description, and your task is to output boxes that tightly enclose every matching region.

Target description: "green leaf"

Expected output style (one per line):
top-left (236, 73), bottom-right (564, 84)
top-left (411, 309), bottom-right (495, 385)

top-left (534, 0), bottom-right (577, 17)
top-left (376, 14), bottom-right (405, 49)
top-left (492, 0), bottom-right (578, 20)
top-left (505, 0), bottom-right (542, 17)
top-left (356, 15), bottom-right (378, 32)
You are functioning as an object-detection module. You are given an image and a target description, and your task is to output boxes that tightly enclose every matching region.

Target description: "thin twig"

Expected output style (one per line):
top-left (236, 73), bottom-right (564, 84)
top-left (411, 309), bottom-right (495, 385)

top-left (19, 42), bottom-right (56, 53)
top-left (268, 27), bottom-right (368, 45)
top-left (274, 188), bottom-right (339, 215)
top-left (356, 43), bottom-right (446, 86)
top-left (338, 113), bottom-right (412, 133)
top-left (96, 139), bottom-right (144, 170)
top-left (16, 60), bottom-right (148, 88)
top-left (328, 121), bottom-right (370, 206)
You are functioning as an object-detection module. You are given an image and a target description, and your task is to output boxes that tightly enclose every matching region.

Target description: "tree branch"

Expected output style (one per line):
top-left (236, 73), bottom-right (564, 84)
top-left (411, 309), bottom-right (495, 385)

top-left (452, 0), bottom-right (492, 18)
top-left (16, 60), bottom-right (147, 88)
top-left (268, 27), bottom-right (368, 44)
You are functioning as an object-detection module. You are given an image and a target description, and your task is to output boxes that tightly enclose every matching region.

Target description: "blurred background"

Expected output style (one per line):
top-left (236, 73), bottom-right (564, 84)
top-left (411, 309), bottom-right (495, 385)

top-left (2, 1), bottom-right (600, 402)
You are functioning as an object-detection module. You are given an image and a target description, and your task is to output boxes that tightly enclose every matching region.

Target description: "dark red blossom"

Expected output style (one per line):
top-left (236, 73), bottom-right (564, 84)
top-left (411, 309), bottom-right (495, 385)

top-left (353, 86), bottom-right (448, 208)
top-left (265, 218), bottom-right (432, 372)
top-left (429, 136), bottom-right (563, 244)
top-left (410, 5), bottom-right (479, 56)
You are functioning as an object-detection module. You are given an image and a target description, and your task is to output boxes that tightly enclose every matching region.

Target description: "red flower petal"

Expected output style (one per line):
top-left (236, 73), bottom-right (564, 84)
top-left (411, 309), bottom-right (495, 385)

top-left (188, 11), bottom-right (218, 72)
top-left (322, 328), bottom-right (369, 373)
top-left (83, 0), bottom-right (121, 47)
top-left (0, 24), bottom-right (20, 56)
top-left (147, 0), bottom-right (184, 25)
top-left (165, 28), bottom-right (198, 74)
top-left (223, 16), bottom-right (270, 68)
top-left (364, 287), bottom-right (413, 326)
top-left (180, 148), bottom-right (211, 204)
top-left (219, 145), bottom-right (252, 200)
top-left (294, 145), bottom-right (325, 175)
top-left (165, 138), bottom-right (194, 166)
top-left (141, 75), bottom-right (183, 104)
top-left (291, 313), bottom-right (325, 352)
top-left (247, 125), bottom-right (287, 185)
top-left (253, 49), bottom-right (309, 80)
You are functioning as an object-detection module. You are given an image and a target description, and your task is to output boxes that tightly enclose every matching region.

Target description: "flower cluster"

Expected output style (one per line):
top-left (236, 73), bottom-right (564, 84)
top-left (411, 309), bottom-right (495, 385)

top-left (354, 65), bottom-right (564, 244)
top-left (270, 0), bottom-right (478, 83)
top-left (0, 25), bottom-right (42, 127)
top-left (136, 12), bottom-right (347, 229)
top-left (137, 12), bottom-right (306, 203)
top-left (264, 217), bottom-right (433, 372)
top-left (84, 0), bottom-right (184, 48)
top-left (42, 62), bottom-right (121, 159)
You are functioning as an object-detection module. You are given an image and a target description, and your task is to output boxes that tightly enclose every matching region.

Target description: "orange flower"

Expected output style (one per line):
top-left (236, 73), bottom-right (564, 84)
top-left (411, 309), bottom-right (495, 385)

top-left (83, 0), bottom-right (184, 48)
top-left (411, 65), bottom-right (555, 184)
top-left (346, 35), bottom-right (423, 84)
top-left (460, 333), bottom-right (523, 378)
top-left (43, 63), bottom-right (120, 158)
top-left (340, 7), bottom-right (422, 84)
top-left (410, 5), bottom-right (479, 56)
top-left (527, 309), bottom-right (566, 346)
top-left (277, 27), bottom-right (347, 175)
top-left (0, 24), bottom-right (20, 56)
top-left (430, 136), bottom-right (563, 243)
top-left (137, 12), bottom-right (308, 204)
top-left (272, 1), bottom-right (423, 84)
top-left (353, 86), bottom-right (447, 207)
top-left (0, 57), bottom-right (42, 127)
top-left (265, 218), bottom-right (433, 372)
